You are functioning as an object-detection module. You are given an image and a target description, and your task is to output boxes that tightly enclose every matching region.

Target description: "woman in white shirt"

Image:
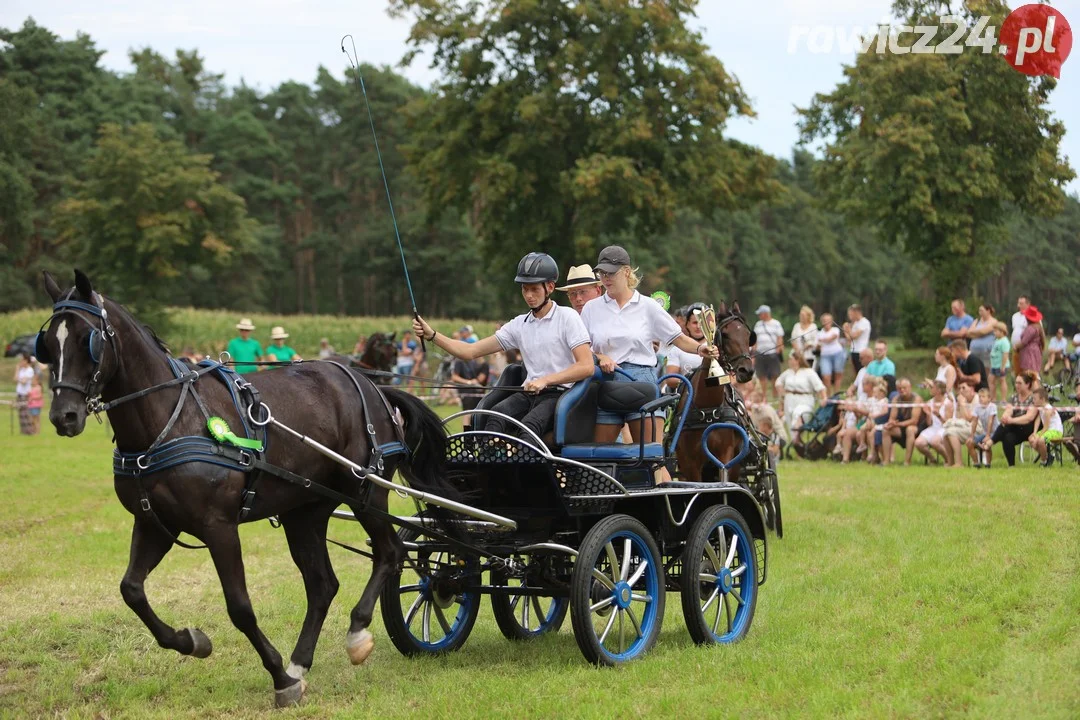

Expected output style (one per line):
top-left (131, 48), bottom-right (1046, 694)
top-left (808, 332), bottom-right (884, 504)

top-left (790, 305), bottom-right (819, 370)
top-left (816, 313), bottom-right (846, 395)
top-left (774, 351), bottom-right (826, 430)
top-left (580, 246), bottom-right (717, 466)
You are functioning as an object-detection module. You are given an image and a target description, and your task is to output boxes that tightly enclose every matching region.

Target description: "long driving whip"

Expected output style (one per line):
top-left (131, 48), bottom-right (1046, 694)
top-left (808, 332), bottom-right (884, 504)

top-left (341, 34), bottom-right (424, 349)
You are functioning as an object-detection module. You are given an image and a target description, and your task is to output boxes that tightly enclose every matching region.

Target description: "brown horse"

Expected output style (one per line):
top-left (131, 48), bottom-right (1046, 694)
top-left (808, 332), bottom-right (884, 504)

top-left (673, 302), bottom-right (756, 483)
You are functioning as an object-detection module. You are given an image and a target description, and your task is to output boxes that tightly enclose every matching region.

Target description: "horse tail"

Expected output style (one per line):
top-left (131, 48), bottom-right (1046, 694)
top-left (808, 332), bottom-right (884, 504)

top-left (381, 388), bottom-right (468, 539)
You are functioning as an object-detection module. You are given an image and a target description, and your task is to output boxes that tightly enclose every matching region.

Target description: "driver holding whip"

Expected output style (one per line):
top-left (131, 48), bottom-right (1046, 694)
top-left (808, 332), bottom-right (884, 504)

top-left (413, 253), bottom-right (594, 440)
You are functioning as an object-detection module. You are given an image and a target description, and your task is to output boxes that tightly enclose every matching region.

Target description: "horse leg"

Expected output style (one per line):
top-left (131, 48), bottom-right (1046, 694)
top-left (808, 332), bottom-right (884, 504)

top-left (119, 519), bottom-right (207, 657)
top-left (204, 524), bottom-right (301, 707)
top-left (346, 493), bottom-right (403, 665)
top-left (280, 504), bottom-right (339, 682)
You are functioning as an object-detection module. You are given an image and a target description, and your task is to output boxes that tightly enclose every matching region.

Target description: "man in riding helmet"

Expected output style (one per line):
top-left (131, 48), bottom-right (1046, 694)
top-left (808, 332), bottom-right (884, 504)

top-left (413, 252), bottom-right (594, 439)
top-left (663, 302), bottom-right (707, 387)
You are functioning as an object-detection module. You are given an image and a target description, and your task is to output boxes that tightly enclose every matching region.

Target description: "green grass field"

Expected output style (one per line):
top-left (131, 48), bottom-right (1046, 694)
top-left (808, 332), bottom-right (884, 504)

top-left (1, 397), bottom-right (1077, 718)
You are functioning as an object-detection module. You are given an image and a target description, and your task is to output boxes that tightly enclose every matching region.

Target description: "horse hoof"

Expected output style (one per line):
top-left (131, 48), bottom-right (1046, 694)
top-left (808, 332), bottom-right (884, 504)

top-left (346, 629), bottom-right (375, 665)
top-left (274, 678), bottom-right (306, 708)
top-left (186, 628), bottom-right (212, 658)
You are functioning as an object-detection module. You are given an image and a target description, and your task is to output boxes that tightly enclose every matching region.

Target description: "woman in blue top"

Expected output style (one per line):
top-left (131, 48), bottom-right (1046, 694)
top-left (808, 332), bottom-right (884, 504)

top-left (580, 246), bottom-right (717, 481)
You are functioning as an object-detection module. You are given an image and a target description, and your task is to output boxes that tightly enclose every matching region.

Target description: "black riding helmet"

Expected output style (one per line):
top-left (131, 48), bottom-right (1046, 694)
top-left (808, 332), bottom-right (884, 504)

top-left (514, 252), bottom-right (559, 285)
top-left (684, 302), bottom-right (708, 323)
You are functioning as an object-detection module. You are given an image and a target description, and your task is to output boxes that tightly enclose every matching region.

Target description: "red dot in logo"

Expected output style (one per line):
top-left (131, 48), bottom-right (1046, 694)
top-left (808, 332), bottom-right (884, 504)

top-left (1000, 4), bottom-right (1072, 78)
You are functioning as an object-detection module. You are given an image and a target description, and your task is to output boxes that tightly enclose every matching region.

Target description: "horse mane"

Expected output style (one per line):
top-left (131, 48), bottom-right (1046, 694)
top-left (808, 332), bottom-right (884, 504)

top-left (94, 292), bottom-right (172, 356)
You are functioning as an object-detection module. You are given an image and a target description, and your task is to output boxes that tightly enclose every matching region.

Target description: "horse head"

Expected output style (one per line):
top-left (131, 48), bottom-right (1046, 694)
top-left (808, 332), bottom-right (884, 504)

top-left (38, 270), bottom-right (120, 436)
top-left (714, 301), bottom-right (755, 385)
top-left (362, 332), bottom-right (398, 373)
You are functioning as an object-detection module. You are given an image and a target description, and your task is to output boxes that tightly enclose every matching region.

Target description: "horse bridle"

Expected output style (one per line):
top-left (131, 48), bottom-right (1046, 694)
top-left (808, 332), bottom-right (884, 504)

top-left (38, 299), bottom-right (116, 402)
top-left (714, 312), bottom-right (753, 369)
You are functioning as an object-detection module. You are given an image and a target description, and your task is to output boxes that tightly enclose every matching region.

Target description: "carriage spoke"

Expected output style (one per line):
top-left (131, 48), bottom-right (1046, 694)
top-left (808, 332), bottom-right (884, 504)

top-left (604, 542), bottom-right (620, 584)
top-left (399, 584), bottom-right (421, 593)
top-left (625, 606), bottom-right (643, 640)
top-left (422, 601), bottom-right (432, 642)
top-left (724, 594), bottom-right (734, 633)
top-left (627, 559), bottom-right (649, 586)
top-left (592, 568), bottom-right (615, 590)
top-left (698, 573), bottom-right (718, 584)
top-left (590, 596), bottom-right (614, 613)
top-left (704, 543), bottom-right (722, 572)
top-left (598, 606), bottom-right (619, 644)
top-left (732, 565), bottom-right (746, 578)
top-left (619, 538), bottom-right (632, 581)
top-left (619, 608), bottom-right (625, 652)
top-left (509, 592), bottom-right (521, 612)
top-left (715, 527), bottom-right (727, 568)
top-left (522, 589), bottom-right (531, 628)
top-left (630, 593), bottom-right (652, 603)
top-left (725, 534), bottom-right (739, 569)
top-left (713, 594), bottom-right (723, 635)
top-left (404, 594), bottom-right (424, 627)
top-left (531, 595), bottom-right (545, 625)
top-left (730, 587), bottom-right (744, 606)
top-left (701, 587), bottom-right (719, 613)
top-left (433, 604), bottom-right (452, 636)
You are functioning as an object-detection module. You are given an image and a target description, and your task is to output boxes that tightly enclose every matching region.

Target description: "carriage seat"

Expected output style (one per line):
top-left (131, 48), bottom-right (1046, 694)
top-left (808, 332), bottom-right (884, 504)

top-left (555, 368), bottom-right (672, 461)
top-left (471, 363), bottom-right (526, 433)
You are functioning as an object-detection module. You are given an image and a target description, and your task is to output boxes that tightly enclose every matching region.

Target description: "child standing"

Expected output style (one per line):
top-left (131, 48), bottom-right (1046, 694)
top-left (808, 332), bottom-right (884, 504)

top-left (989, 322), bottom-right (1011, 402)
top-left (1028, 387), bottom-right (1063, 467)
top-left (27, 375), bottom-right (44, 435)
top-left (967, 386), bottom-right (998, 467)
top-left (865, 378), bottom-right (891, 464)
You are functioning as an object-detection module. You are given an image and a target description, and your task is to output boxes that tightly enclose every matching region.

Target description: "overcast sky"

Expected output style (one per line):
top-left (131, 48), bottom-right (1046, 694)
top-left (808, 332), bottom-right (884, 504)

top-left (3, 0), bottom-right (1077, 192)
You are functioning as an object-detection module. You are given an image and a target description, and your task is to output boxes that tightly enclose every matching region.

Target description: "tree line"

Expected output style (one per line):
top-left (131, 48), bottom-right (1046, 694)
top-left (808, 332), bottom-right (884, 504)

top-left (1, 3), bottom-right (1076, 344)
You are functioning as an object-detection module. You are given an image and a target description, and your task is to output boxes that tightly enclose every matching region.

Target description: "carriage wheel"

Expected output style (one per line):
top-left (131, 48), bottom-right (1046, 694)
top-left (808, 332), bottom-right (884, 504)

top-left (490, 562), bottom-right (568, 641)
top-left (680, 505), bottom-right (758, 645)
top-left (380, 527), bottom-right (480, 656)
top-left (569, 515), bottom-right (665, 665)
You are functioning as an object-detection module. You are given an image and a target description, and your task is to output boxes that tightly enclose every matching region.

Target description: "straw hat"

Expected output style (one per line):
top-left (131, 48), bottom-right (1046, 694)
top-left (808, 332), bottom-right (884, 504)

top-left (236, 317), bottom-right (255, 331)
top-left (556, 264), bottom-right (602, 291)
top-left (270, 326), bottom-right (289, 340)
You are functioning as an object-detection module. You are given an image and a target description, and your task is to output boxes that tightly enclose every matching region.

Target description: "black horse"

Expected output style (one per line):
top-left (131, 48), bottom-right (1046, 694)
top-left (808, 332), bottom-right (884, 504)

top-left (38, 270), bottom-right (457, 707)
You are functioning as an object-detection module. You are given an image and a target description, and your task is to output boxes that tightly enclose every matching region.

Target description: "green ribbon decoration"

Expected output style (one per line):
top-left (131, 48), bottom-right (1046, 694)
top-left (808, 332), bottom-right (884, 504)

top-left (207, 416), bottom-right (264, 451)
top-left (651, 290), bottom-right (671, 311)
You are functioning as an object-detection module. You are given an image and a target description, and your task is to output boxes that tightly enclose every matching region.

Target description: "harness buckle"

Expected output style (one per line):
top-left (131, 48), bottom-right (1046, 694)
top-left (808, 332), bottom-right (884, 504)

top-left (238, 451), bottom-right (253, 468)
top-left (140, 498), bottom-right (151, 512)
top-left (136, 454), bottom-right (151, 471)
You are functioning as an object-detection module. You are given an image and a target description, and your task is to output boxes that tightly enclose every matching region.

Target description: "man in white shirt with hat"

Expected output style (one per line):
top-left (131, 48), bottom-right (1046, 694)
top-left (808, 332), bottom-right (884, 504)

top-left (557, 264), bottom-right (604, 313)
top-left (413, 252), bottom-right (594, 439)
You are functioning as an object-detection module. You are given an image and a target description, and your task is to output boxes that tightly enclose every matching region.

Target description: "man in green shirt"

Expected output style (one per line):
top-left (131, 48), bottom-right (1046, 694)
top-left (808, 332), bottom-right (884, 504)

top-left (227, 317), bottom-right (263, 374)
top-left (267, 326), bottom-right (301, 363)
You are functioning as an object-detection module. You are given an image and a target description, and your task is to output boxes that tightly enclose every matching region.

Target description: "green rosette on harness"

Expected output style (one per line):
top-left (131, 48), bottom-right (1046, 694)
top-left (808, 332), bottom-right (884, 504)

top-left (207, 416), bottom-right (264, 452)
top-left (651, 290), bottom-right (671, 311)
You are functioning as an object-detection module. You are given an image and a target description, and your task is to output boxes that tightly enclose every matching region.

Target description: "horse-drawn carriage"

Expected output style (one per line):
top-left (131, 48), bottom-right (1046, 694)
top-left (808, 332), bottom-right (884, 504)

top-left (337, 359), bottom-right (782, 665)
top-left (36, 270), bottom-right (780, 705)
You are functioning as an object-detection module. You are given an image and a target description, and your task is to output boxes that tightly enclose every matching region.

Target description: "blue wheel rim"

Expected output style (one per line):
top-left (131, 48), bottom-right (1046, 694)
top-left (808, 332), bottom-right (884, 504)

top-left (398, 552), bottom-right (476, 651)
top-left (696, 518), bottom-right (755, 643)
top-left (586, 530), bottom-right (660, 662)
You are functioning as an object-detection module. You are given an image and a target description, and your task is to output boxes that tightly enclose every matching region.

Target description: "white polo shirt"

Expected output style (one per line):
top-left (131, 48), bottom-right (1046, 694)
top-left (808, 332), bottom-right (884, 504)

top-left (665, 344), bottom-right (703, 376)
top-left (580, 291), bottom-right (683, 366)
top-left (495, 302), bottom-right (591, 385)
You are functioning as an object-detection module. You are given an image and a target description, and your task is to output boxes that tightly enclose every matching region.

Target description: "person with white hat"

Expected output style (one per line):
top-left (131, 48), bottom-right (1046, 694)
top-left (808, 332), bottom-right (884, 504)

top-left (753, 304), bottom-right (785, 401)
top-left (227, 318), bottom-right (263, 374)
top-left (557, 264), bottom-right (604, 313)
top-left (266, 326), bottom-right (301, 363)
